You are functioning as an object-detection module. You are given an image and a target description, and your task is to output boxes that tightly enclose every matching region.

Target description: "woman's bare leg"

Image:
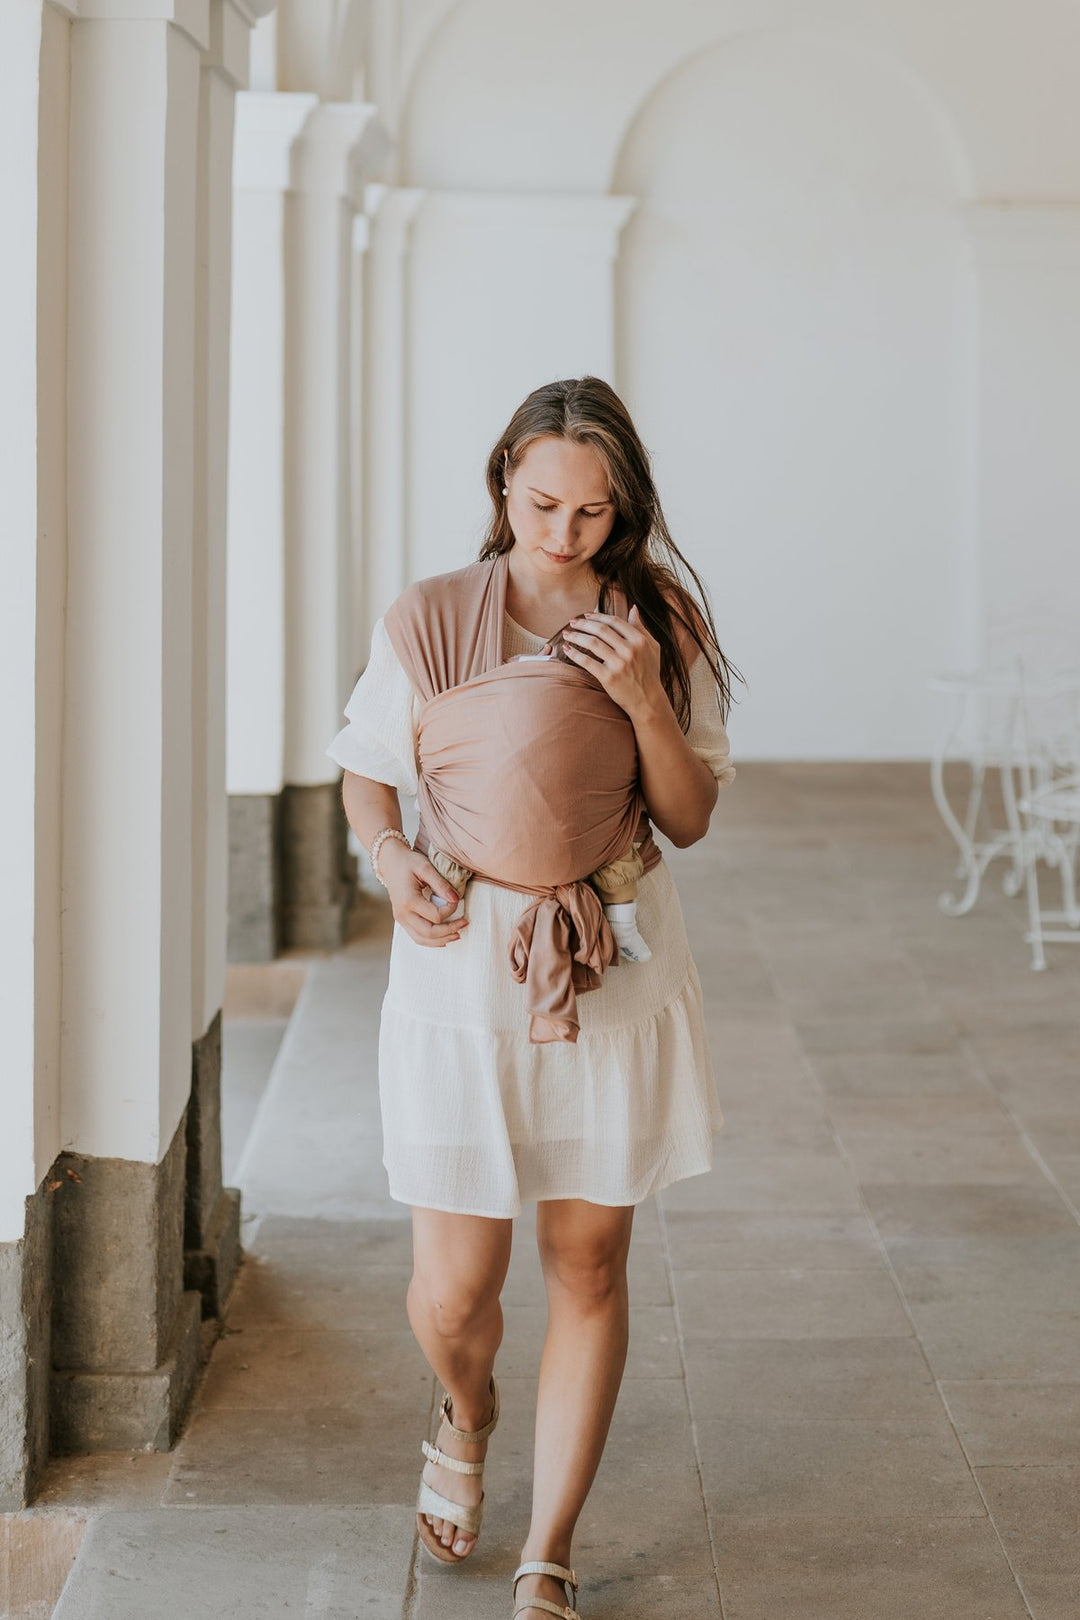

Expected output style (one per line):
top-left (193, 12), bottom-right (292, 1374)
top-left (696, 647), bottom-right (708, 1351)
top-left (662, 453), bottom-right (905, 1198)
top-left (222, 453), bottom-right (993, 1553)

top-left (514, 1198), bottom-right (635, 1616)
top-left (407, 1206), bottom-right (513, 1557)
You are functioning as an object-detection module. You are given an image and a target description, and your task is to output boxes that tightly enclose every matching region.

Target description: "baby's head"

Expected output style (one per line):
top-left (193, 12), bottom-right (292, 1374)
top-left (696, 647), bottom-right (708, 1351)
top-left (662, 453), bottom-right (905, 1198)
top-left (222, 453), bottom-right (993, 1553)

top-left (509, 584), bottom-right (613, 665)
top-left (509, 623), bottom-right (579, 665)
top-left (542, 626), bottom-right (577, 663)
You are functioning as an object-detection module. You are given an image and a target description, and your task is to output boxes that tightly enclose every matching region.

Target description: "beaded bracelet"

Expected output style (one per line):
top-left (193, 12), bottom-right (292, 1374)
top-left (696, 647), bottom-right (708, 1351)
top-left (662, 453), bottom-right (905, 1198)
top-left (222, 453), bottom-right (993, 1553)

top-left (369, 826), bottom-right (411, 887)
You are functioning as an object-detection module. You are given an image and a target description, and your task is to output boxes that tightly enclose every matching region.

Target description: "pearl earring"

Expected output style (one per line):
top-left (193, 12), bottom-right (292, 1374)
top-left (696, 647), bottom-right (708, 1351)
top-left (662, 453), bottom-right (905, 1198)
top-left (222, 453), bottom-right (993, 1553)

top-left (502, 486), bottom-right (509, 496)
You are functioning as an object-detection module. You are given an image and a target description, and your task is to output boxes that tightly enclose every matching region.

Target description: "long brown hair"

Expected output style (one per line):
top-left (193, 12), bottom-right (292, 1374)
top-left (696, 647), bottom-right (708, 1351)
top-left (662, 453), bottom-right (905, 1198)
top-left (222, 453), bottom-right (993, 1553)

top-left (478, 376), bottom-right (744, 729)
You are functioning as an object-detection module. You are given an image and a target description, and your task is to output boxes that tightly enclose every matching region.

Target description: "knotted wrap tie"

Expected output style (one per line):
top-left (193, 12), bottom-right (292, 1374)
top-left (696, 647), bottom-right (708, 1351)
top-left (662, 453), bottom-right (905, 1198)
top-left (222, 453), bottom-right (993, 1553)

top-left (506, 880), bottom-right (620, 1045)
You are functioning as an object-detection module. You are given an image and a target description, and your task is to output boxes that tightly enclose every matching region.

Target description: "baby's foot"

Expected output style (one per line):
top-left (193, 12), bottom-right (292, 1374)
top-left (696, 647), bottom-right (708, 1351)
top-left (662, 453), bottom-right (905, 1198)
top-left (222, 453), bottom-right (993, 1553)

top-left (603, 901), bottom-right (652, 963)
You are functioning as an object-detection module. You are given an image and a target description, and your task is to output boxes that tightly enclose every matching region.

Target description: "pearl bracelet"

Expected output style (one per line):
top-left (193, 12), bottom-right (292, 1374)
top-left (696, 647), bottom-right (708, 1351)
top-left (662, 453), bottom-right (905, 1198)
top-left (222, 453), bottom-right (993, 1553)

top-left (369, 826), bottom-right (411, 887)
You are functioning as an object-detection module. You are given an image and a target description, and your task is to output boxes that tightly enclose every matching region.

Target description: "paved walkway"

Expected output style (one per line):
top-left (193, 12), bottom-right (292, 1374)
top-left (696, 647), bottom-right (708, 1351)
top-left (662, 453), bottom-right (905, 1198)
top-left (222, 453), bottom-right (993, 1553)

top-left (31, 766), bottom-right (1080, 1618)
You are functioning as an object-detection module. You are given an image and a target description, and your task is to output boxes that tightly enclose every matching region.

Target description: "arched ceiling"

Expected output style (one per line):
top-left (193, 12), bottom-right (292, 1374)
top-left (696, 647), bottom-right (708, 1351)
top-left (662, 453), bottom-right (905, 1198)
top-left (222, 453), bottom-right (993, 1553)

top-left (400, 0), bottom-right (1080, 199)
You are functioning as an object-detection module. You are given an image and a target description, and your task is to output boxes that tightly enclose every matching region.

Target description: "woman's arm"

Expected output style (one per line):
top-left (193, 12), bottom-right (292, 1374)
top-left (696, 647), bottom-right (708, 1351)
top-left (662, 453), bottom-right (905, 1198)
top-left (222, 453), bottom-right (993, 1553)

top-left (340, 767), bottom-right (403, 855)
top-left (631, 695), bottom-right (719, 847)
top-left (341, 770), bottom-right (406, 856)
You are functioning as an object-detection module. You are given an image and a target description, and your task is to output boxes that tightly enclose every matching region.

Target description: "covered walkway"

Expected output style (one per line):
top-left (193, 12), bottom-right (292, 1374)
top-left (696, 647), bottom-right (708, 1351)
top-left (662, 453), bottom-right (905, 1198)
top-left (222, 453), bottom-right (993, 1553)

top-left (23, 766), bottom-right (1080, 1619)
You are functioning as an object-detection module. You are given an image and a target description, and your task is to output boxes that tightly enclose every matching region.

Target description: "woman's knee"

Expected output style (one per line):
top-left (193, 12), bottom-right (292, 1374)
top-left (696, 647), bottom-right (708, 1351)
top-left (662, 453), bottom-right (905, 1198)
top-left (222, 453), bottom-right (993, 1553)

top-left (408, 1209), bottom-right (511, 1338)
top-left (538, 1235), bottom-right (629, 1306)
top-left (409, 1267), bottom-right (499, 1339)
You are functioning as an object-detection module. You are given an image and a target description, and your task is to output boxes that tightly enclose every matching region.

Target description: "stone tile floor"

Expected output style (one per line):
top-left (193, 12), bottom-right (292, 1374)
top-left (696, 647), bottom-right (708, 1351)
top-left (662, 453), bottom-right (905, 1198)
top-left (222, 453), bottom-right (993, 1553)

top-left (23, 766), bottom-right (1080, 1617)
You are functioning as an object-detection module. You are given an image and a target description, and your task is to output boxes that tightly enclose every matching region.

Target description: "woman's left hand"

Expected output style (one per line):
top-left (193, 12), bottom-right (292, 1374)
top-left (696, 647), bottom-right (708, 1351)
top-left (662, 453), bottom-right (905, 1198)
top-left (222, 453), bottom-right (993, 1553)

top-left (561, 604), bottom-right (665, 722)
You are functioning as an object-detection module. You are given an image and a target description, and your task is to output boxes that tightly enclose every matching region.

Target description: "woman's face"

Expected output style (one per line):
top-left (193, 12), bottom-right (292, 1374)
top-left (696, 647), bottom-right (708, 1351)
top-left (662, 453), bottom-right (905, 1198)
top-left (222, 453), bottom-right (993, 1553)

top-left (504, 436), bottom-right (616, 582)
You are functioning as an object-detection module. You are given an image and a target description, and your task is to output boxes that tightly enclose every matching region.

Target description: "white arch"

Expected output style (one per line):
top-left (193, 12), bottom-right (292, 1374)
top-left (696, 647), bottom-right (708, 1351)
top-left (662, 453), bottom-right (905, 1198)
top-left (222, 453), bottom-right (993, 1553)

top-left (276, 0), bottom-right (371, 100)
top-left (609, 23), bottom-right (974, 201)
top-left (400, 0), bottom-right (464, 110)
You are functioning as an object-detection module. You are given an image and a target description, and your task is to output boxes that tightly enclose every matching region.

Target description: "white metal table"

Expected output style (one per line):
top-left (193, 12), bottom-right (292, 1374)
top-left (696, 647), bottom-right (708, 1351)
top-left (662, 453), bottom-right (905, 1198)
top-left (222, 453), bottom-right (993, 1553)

top-left (927, 667), bottom-right (1080, 917)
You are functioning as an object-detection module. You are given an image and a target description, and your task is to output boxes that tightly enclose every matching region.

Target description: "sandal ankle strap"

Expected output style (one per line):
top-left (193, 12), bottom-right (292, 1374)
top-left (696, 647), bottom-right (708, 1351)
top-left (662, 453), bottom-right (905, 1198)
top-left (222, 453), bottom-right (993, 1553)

top-left (512, 1601), bottom-right (580, 1620)
top-left (513, 1559), bottom-right (578, 1591)
top-left (512, 1560), bottom-right (580, 1620)
top-left (439, 1374), bottom-right (500, 1442)
top-left (420, 1439), bottom-right (485, 1476)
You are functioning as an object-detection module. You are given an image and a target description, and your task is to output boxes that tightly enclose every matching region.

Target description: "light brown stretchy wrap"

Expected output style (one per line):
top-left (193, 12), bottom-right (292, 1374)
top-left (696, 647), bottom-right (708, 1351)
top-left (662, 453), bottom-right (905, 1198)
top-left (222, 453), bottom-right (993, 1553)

top-left (382, 549), bottom-right (664, 1044)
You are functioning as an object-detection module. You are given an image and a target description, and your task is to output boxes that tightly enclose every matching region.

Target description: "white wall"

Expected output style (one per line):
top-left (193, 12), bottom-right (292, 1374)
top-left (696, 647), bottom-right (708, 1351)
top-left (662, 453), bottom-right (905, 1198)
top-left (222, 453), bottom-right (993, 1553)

top-left (406, 192), bottom-right (634, 589)
top-left (968, 207), bottom-right (1080, 649)
top-left (614, 34), bottom-right (973, 758)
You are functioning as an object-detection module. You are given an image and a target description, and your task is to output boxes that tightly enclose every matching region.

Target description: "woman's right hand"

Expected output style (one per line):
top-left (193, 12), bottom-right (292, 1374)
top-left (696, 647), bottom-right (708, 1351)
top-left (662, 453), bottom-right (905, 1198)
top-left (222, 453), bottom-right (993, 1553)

top-left (378, 840), bottom-right (469, 947)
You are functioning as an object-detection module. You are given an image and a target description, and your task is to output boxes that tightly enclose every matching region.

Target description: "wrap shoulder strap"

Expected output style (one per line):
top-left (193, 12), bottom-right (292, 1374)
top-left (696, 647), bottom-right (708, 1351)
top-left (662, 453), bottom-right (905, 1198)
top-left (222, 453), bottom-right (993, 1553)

top-left (382, 557), bottom-right (505, 703)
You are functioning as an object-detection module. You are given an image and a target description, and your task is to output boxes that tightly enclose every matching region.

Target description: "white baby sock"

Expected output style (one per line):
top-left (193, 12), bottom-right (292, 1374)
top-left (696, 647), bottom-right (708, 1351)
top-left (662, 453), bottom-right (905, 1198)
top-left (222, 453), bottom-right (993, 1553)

top-left (603, 901), bottom-right (652, 963)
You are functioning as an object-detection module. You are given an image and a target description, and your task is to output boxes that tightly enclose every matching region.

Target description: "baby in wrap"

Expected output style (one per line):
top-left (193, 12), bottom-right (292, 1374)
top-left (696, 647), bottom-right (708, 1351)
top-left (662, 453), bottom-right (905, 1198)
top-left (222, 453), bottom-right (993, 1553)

top-left (427, 619), bottom-right (652, 964)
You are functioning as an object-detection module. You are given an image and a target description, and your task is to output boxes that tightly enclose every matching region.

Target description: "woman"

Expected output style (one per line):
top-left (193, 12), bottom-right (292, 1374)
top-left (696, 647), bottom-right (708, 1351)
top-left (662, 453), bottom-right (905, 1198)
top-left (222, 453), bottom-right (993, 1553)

top-left (328, 376), bottom-right (740, 1620)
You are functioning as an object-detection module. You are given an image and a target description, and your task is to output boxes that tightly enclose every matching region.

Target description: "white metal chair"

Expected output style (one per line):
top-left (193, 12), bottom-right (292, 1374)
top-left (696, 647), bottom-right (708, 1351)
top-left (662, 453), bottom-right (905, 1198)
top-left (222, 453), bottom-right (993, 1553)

top-left (1015, 738), bottom-right (1080, 970)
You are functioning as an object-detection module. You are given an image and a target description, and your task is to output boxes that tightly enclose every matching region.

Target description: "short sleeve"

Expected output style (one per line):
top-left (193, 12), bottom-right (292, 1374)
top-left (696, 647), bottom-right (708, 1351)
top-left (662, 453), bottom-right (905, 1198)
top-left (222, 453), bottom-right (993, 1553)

top-left (685, 648), bottom-right (737, 787)
top-left (325, 616), bottom-right (420, 798)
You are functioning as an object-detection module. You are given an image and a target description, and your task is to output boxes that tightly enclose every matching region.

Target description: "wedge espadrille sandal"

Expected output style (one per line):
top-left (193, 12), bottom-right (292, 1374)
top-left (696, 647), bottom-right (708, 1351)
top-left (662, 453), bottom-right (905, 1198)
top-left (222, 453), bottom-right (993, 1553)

top-left (415, 1374), bottom-right (500, 1565)
top-left (512, 1560), bottom-right (581, 1619)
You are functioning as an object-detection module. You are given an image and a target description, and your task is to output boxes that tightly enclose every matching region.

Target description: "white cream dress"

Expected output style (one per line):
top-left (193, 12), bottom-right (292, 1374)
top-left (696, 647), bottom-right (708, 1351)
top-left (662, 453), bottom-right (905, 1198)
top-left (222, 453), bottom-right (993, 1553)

top-left (326, 608), bottom-right (736, 1219)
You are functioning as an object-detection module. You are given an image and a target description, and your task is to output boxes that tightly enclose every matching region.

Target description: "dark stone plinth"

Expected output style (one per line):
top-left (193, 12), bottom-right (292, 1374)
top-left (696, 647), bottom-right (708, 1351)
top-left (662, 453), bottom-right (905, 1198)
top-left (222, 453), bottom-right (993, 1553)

top-left (51, 1124), bottom-right (185, 1373)
top-left (228, 792), bottom-right (282, 963)
top-left (49, 1116), bottom-right (202, 1453)
top-left (0, 1185), bottom-right (52, 1508)
top-left (50, 1292), bottom-right (201, 1454)
top-left (184, 1188), bottom-right (242, 1321)
top-left (184, 1013), bottom-right (241, 1318)
top-left (279, 780), bottom-right (356, 950)
top-left (3, 1019), bottom-right (240, 1472)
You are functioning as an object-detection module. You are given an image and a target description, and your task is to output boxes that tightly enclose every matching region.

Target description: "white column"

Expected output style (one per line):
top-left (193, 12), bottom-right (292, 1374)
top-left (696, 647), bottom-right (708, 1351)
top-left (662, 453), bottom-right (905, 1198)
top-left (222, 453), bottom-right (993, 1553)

top-left (283, 103), bottom-right (386, 787)
top-left (192, 0), bottom-right (256, 1046)
top-left (362, 184), bottom-right (423, 641)
top-left (0, 2), bottom-right (66, 1245)
top-left (63, 10), bottom-right (206, 1161)
top-left (349, 211), bottom-right (372, 673)
top-left (226, 94), bottom-right (387, 954)
top-left (406, 191), bottom-right (637, 584)
top-left (227, 90), bottom-right (317, 803)
top-left (965, 204), bottom-right (1080, 661)
top-left (0, 2), bottom-right (70, 1504)
top-left (1, 0), bottom-right (271, 1485)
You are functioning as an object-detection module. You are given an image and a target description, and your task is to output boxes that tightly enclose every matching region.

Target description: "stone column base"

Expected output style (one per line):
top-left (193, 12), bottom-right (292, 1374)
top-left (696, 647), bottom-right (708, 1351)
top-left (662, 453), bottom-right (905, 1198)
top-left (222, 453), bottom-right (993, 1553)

top-left (48, 1111), bottom-right (205, 1456)
top-left (0, 1185), bottom-right (51, 1509)
top-left (280, 780), bottom-right (356, 950)
top-left (228, 792), bottom-right (283, 962)
top-left (50, 1292), bottom-right (202, 1454)
top-left (228, 783), bottom-right (357, 957)
top-left (184, 1186), bottom-right (242, 1320)
top-left (185, 1013), bottom-right (242, 1317)
top-left (0, 1018), bottom-right (244, 1488)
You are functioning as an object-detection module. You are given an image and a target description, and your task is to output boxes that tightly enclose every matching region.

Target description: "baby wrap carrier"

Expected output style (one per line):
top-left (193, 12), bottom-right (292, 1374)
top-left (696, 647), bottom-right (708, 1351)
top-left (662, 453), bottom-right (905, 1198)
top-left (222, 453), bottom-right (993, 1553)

top-left (382, 549), bottom-right (664, 1044)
